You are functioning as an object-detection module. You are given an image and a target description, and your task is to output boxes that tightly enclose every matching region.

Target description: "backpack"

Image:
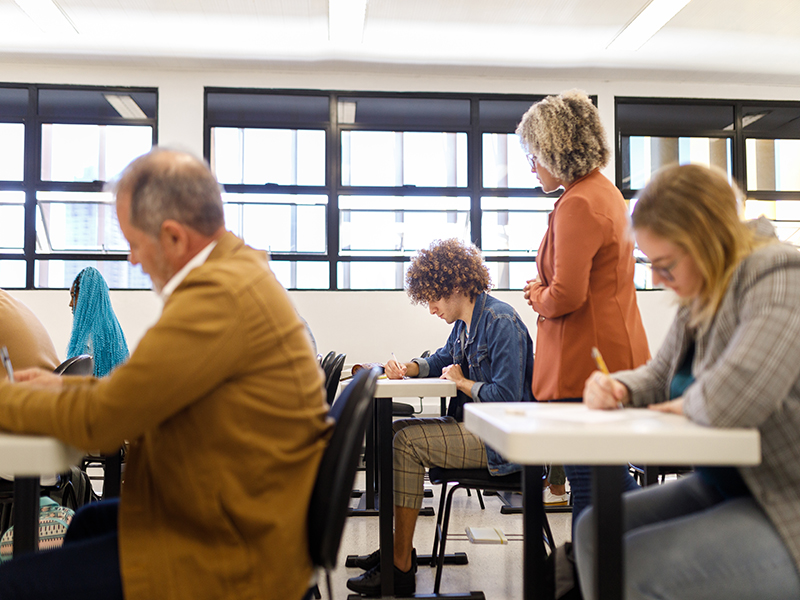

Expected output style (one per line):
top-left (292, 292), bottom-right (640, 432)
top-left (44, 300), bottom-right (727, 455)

top-left (0, 496), bottom-right (74, 561)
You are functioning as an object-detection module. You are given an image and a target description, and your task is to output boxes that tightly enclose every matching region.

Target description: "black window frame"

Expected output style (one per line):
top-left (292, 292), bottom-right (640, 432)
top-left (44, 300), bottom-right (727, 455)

top-left (0, 82), bottom-right (158, 289)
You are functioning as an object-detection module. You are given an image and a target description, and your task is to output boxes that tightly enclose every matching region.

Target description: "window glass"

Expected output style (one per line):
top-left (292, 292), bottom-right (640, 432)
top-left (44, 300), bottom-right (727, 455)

top-left (337, 261), bottom-right (409, 290)
top-left (337, 97), bottom-right (470, 127)
top-left (745, 139), bottom-right (800, 192)
top-left (744, 199), bottom-right (800, 246)
top-left (206, 93), bottom-right (329, 126)
top-left (479, 100), bottom-right (539, 130)
top-left (483, 133), bottom-right (537, 188)
top-left (0, 87), bottom-right (28, 119)
top-left (617, 103), bottom-right (734, 133)
top-left (622, 136), bottom-right (732, 190)
top-left (339, 196), bottom-right (470, 254)
top-left (35, 192), bottom-right (129, 253)
top-left (341, 131), bottom-right (467, 187)
top-left (211, 127), bottom-right (325, 186)
top-left (42, 124), bottom-right (153, 182)
top-left (34, 260), bottom-right (151, 289)
top-left (38, 89), bottom-right (157, 119)
top-left (269, 261), bottom-right (329, 290)
top-left (222, 193), bottom-right (327, 253)
top-left (0, 261), bottom-right (26, 288)
top-left (741, 106), bottom-right (800, 137)
top-left (0, 192), bottom-right (25, 251)
top-left (485, 261), bottom-right (537, 290)
top-left (0, 123), bottom-right (24, 181)
top-left (481, 197), bottom-right (554, 254)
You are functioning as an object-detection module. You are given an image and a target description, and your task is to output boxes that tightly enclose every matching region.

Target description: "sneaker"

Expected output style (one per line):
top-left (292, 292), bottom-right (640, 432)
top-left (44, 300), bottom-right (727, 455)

top-left (543, 487), bottom-right (569, 506)
top-left (346, 562), bottom-right (416, 597)
top-left (352, 548), bottom-right (417, 572)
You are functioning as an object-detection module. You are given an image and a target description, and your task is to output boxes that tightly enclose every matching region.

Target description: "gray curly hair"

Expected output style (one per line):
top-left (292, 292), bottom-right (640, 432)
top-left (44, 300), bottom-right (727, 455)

top-left (515, 90), bottom-right (609, 184)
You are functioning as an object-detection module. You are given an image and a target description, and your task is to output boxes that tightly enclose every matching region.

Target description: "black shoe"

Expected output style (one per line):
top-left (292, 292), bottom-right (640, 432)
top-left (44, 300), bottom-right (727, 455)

top-left (352, 548), bottom-right (417, 572)
top-left (346, 562), bottom-right (416, 597)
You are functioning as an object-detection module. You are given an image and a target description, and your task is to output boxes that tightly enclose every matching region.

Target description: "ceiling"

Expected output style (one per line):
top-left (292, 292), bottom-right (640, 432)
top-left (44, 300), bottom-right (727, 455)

top-left (1, 0), bottom-right (800, 85)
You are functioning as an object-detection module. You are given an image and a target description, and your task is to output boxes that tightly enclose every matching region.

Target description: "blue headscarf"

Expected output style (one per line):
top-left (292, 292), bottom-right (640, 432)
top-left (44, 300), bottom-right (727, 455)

top-left (66, 267), bottom-right (129, 378)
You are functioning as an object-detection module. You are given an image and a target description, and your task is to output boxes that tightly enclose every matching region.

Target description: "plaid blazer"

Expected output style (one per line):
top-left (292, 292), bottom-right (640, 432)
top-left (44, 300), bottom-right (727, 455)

top-left (615, 239), bottom-right (800, 574)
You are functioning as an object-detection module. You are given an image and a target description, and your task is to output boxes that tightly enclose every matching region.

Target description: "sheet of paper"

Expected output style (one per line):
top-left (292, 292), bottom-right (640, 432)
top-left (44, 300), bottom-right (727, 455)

top-left (505, 405), bottom-right (656, 423)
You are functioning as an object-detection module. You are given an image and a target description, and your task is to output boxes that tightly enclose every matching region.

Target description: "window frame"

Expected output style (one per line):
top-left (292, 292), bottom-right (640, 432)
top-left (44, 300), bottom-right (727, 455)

top-left (0, 83), bottom-right (158, 289)
top-left (204, 87), bottom-right (564, 291)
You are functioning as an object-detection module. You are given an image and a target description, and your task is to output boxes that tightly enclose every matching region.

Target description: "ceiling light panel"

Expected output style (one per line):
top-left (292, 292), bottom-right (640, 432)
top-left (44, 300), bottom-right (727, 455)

top-left (607, 0), bottom-right (691, 52)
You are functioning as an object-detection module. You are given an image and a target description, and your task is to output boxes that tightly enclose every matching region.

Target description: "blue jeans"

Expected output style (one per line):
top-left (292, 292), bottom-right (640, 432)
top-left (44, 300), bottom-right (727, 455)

top-left (0, 499), bottom-right (123, 599)
top-left (573, 473), bottom-right (800, 600)
top-left (565, 464), bottom-right (640, 534)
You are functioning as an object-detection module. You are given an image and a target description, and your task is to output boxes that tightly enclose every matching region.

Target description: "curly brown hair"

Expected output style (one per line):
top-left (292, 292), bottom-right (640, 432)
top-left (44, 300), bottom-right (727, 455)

top-left (515, 89), bottom-right (609, 184)
top-left (405, 239), bottom-right (491, 304)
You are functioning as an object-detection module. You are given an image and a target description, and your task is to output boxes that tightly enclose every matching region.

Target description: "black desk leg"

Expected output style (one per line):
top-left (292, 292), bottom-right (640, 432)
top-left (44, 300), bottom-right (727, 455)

top-left (14, 476), bottom-right (40, 557)
top-left (376, 397), bottom-right (394, 597)
top-left (103, 448), bottom-right (123, 498)
top-left (523, 465), bottom-right (549, 600)
top-left (365, 409), bottom-right (376, 510)
top-left (592, 466), bottom-right (624, 600)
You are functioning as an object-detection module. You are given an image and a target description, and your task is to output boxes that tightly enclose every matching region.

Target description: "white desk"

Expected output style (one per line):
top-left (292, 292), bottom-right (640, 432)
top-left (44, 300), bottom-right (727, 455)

top-left (465, 402), bottom-right (761, 600)
top-left (0, 433), bottom-right (83, 557)
top-left (342, 377), bottom-right (458, 599)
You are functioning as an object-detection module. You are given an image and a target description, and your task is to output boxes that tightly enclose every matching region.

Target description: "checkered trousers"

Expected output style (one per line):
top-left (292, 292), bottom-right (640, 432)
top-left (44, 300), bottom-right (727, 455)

top-left (392, 416), bottom-right (487, 510)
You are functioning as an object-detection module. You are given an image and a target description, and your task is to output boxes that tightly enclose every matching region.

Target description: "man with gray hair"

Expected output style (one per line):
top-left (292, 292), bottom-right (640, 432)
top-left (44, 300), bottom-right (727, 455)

top-left (0, 148), bottom-right (330, 600)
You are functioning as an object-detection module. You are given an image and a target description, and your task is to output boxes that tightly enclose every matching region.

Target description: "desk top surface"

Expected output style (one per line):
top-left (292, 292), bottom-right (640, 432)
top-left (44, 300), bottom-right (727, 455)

top-left (465, 402), bottom-right (761, 466)
top-left (0, 433), bottom-right (83, 476)
top-left (340, 377), bottom-right (457, 399)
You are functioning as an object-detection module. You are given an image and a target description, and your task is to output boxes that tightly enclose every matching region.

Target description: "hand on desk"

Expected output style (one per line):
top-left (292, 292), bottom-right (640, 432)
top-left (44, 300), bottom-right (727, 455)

top-left (384, 359), bottom-right (419, 379)
top-left (583, 370), bottom-right (629, 410)
top-left (440, 364), bottom-right (474, 397)
top-left (648, 398), bottom-right (684, 415)
top-left (14, 368), bottom-right (64, 391)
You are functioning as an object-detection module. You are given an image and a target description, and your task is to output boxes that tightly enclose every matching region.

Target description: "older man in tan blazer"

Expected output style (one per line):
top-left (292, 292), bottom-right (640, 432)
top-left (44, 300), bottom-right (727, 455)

top-left (0, 149), bottom-right (330, 600)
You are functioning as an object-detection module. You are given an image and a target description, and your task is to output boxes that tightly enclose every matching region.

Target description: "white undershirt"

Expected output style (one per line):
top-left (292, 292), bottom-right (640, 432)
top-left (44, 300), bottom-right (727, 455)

top-left (159, 240), bottom-right (217, 304)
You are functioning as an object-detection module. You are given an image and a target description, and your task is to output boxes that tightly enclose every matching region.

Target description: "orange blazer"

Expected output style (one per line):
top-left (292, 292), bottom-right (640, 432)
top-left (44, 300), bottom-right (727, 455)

top-left (528, 170), bottom-right (650, 400)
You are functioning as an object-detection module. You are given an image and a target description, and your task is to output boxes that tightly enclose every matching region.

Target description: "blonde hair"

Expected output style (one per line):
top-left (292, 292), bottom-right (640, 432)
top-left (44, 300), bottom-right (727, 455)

top-left (632, 164), bottom-right (773, 330)
top-left (515, 90), bottom-right (609, 184)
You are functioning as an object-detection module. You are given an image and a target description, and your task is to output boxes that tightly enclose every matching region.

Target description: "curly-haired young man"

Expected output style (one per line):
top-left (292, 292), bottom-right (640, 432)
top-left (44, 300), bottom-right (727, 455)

top-left (347, 238), bottom-right (534, 597)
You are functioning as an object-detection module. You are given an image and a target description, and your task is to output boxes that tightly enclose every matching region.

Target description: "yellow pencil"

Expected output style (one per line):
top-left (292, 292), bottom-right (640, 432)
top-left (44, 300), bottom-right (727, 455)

top-left (591, 347), bottom-right (609, 375)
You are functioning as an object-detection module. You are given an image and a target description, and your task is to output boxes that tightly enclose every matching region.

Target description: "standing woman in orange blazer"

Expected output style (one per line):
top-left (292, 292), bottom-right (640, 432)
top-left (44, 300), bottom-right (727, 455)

top-left (516, 90), bottom-right (650, 524)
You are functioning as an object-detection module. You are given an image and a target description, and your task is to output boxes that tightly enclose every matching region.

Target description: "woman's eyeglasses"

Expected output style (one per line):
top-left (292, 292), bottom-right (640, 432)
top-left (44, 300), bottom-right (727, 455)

top-left (526, 154), bottom-right (536, 169)
top-left (648, 256), bottom-right (682, 283)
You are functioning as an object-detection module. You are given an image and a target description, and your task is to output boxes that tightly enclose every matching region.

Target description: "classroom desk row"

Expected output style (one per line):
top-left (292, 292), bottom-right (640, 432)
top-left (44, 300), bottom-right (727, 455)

top-left (342, 377), bottom-right (761, 600)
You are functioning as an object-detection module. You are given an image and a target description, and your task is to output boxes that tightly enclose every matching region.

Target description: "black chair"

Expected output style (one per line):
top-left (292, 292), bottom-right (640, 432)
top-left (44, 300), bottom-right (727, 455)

top-left (320, 351), bottom-right (336, 373)
top-left (54, 354), bottom-right (93, 376)
top-left (427, 467), bottom-right (556, 595)
top-left (306, 367), bottom-right (379, 599)
top-left (324, 353), bottom-right (346, 405)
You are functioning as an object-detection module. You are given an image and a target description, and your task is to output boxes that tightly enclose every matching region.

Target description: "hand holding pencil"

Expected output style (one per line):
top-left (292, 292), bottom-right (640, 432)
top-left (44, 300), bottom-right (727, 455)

top-left (584, 347), bottom-right (630, 410)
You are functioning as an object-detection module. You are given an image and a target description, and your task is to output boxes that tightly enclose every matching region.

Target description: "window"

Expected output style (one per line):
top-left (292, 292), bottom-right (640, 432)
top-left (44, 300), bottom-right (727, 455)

top-left (0, 84), bottom-right (157, 289)
top-left (617, 98), bottom-right (800, 290)
top-left (205, 89), bottom-right (553, 290)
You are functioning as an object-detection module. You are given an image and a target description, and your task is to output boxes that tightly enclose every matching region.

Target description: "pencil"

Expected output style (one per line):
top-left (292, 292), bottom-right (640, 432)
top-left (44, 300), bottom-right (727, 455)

top-left (591, 347), bottom-right (609, 375)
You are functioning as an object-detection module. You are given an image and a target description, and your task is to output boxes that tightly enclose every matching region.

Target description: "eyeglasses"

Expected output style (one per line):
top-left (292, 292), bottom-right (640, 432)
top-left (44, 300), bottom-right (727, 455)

top-left (648, 255), bottom-right (683, 283)
top-left (526, 154), bottom-right (536, 169)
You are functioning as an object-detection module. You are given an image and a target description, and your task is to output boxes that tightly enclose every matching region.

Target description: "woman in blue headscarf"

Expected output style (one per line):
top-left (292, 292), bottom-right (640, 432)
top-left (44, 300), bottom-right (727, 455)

top-left (67, 267), bottom-right (129, 377)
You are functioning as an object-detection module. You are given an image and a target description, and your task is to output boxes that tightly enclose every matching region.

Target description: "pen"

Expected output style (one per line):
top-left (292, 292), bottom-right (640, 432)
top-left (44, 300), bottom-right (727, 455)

top-left (0, 346), bottom-right (14, 383)
top-left (592, 347), bottom-right (623, 409)
top-left (391, 353), bottom-right (407, 379)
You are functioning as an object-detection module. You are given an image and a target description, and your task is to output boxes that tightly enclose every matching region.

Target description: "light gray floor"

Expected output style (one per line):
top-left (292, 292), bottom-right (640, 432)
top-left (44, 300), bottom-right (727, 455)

top-left (325, 471), bottom-right (573, 599)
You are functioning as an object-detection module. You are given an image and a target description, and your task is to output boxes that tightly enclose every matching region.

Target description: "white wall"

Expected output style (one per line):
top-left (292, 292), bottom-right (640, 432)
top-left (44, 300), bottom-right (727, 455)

top-left (8, 288), bottom-right (677, 369)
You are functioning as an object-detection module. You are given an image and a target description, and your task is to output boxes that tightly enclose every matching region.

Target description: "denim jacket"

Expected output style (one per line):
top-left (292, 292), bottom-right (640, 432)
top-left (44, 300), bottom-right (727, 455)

top-left (413, 292), bottom-right (535, 475)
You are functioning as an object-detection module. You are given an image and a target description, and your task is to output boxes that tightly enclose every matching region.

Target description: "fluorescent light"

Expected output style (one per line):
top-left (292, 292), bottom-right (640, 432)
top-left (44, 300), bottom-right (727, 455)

top-left (104, 95), bottom-right (148, 120)
top-left (13, 0), bottom-right (78, 35)
top-left (607, 0), bottom-right (691, 52)
top-left (329, 0), bottom-right (367, 44)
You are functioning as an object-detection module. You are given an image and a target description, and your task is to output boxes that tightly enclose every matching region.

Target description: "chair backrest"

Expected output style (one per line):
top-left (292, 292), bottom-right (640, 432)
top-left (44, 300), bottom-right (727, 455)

top-left (324, 353), bottom-right (346, 406)
top-left (54, 355), bottom-right (94, 376)
top-left (307, 366), bottom-right (378, 571)
top-left (319, 351), bottom-right (336, 372)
